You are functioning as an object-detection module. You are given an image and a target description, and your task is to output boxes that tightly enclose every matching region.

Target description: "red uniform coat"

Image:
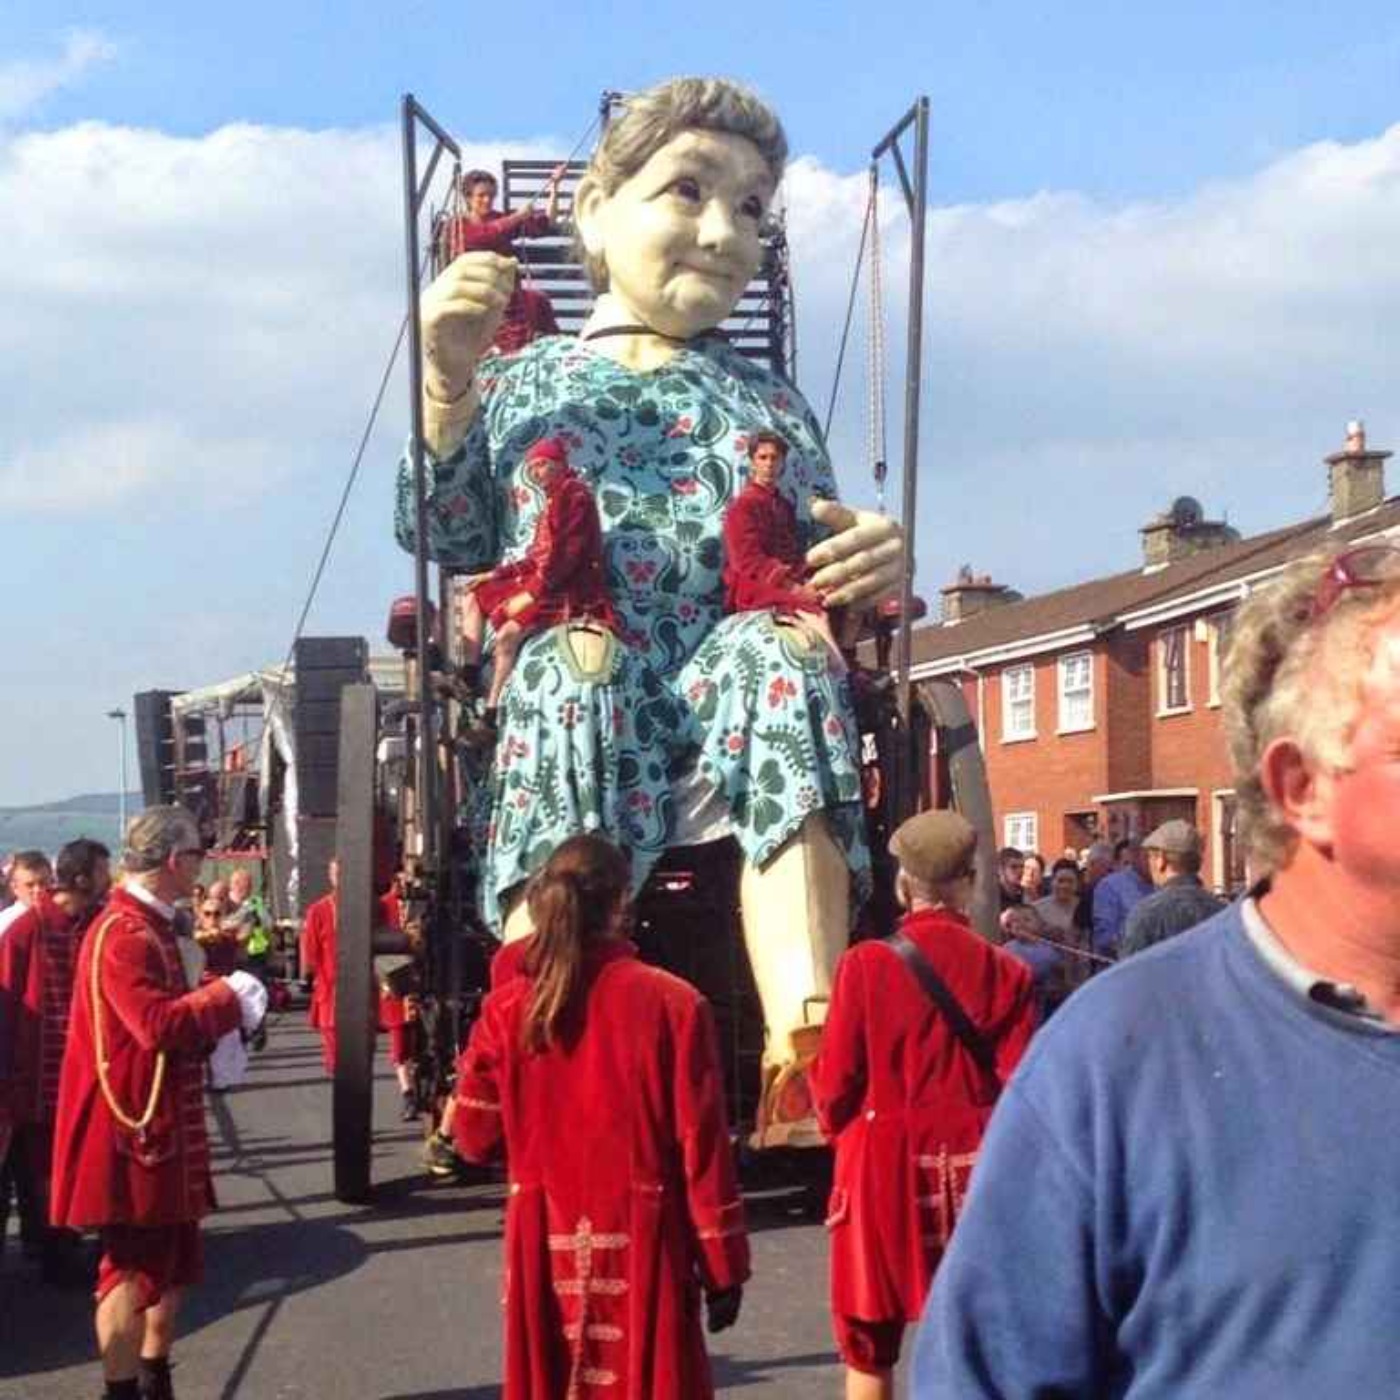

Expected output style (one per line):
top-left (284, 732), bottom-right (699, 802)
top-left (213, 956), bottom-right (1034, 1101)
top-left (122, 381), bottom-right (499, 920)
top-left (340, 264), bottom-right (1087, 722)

top-left (811, 907), bottom-right (1037, 1324)
top-left (439, 207), bottom-right (560, 354)
top-left (454, 940), bottom-right (749, 1400)
top-left (0, 891), bottom-right (84, 1127)
top-left (300, 891), bottom-right (401, 1031)
top-left (50, 887), bottom-right (242, 1228)
top-left (474, 468), bottom-right (618, 634)
top-left (721, 480), bottom-right (823, 616)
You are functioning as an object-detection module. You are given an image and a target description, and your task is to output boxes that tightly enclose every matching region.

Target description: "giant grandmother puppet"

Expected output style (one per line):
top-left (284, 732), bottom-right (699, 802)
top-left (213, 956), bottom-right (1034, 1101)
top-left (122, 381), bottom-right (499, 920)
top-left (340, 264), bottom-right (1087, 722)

top-left (396, 76), bottom-right (903, 1143)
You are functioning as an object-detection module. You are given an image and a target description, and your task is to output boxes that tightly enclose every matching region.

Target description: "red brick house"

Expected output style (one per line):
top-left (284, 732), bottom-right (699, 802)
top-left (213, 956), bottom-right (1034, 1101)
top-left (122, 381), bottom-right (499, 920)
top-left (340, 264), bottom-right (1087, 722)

top-left (908, 423), bottom-right (1397, 893)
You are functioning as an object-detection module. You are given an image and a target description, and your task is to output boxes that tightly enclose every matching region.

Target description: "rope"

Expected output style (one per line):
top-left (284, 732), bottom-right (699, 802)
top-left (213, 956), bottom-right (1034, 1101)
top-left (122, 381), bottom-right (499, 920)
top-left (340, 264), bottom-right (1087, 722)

top-left (822, 177), bottom-right (876, 441)
top-left (91, 913), bottom-right (168, 1134)
top-left (866, 166), bottom-right (889, 513)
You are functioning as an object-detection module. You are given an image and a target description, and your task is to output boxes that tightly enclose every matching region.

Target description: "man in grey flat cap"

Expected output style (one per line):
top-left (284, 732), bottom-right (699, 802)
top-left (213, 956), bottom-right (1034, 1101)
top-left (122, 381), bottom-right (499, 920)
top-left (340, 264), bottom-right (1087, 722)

top-left (1119, 820), bottom-right (1225, 958)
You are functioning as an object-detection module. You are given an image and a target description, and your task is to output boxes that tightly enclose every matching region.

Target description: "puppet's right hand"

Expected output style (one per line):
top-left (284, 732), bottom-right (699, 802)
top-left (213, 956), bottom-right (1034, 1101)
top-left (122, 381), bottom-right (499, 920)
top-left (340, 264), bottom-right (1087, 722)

top-left (422, 251), bottom-right (517, 403)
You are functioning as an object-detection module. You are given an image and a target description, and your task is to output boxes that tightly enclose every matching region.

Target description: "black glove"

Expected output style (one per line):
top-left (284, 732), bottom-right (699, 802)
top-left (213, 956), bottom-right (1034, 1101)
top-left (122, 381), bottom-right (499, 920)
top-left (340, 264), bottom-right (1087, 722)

top-left (705, 1285), bottom-right (743, 1334)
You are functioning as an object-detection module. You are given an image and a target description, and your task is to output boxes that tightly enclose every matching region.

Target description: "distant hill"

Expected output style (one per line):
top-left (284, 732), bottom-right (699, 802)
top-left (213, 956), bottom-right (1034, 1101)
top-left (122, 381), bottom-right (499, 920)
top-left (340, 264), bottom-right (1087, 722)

top-left (0, 792), bottom-right (141, 857)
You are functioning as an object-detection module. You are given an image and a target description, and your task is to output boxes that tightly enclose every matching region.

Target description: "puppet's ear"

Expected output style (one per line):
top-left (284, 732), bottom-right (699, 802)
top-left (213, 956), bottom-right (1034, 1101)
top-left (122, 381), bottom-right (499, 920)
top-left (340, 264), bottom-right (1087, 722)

top-left (573, 174), bottom-right (609, 260)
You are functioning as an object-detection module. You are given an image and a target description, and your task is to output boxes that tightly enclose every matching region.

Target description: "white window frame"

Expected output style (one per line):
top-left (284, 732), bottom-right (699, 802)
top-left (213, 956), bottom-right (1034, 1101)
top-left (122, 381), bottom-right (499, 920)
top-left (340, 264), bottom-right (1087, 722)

top-left (1157, 625), bottom-right (1191, 716)
top-left (1207, 612), bottom-right (1234, 708)
top-left (1057, 650), bottom-right (1095, 733)
top-left (1004, 811), bottom-right (1039, 854)
top-left (1001, 663), bottom-right (1036, 742)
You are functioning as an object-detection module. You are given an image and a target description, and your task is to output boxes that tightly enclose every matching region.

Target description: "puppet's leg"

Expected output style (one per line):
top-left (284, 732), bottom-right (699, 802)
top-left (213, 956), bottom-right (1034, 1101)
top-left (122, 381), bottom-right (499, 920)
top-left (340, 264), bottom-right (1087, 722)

top-left (741, 812), bottom-right (850, 1149)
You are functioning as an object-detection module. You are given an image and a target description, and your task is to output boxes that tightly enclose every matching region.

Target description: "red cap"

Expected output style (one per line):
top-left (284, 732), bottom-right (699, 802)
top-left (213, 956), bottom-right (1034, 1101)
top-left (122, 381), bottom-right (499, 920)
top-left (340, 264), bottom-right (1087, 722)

top-left (525, 437), bottom-right (569, 466)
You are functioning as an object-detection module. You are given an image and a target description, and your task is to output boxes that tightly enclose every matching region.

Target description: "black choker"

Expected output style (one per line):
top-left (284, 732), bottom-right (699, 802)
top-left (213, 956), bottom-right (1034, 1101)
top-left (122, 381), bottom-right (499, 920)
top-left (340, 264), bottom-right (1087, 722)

top-left (580, 323), bottom-right (687, 343)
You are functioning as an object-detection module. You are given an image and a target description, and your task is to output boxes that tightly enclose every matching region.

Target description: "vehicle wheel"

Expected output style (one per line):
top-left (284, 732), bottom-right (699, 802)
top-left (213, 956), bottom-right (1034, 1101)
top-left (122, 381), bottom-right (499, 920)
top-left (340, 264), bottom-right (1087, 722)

top-left (333, 683), bottom-right (378, 1204)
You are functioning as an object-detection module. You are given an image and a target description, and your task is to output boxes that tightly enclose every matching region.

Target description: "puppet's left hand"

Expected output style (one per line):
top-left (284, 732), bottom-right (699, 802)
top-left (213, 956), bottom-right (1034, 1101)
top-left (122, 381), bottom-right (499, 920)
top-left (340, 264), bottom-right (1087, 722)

top-left (805, 501), bottom-right (905, 608)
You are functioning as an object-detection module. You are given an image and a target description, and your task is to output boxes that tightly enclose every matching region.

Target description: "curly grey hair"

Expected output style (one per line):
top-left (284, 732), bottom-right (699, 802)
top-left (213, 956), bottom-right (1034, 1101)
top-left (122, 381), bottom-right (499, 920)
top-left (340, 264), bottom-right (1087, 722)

top-left (577, 76), bottom-right (788, 291)
top-left (1221, 549), bottom-right (1400, 870)
top-left (123, 804), bottom-right (201, 874)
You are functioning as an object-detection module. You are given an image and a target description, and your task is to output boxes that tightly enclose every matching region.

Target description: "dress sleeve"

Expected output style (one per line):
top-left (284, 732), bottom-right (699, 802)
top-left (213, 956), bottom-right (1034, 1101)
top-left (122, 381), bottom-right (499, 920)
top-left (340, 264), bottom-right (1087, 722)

top-left (911, 1077), bottom-right (1109, 1397)
top-left (394, 385), bottom-right (502, 571)
top-left (453, 998), bottom-right (507, 1163)
top-left (674, 997), bottom-right (750, 1292)
top-left (99, 920), bottom-right (242, 1054)
top-left (810, 949), bottom-right (868, 1138)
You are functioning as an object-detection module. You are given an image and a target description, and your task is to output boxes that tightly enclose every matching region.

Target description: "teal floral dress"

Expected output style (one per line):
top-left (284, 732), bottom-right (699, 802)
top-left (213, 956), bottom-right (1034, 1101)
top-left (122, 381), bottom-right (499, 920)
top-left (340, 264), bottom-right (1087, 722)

top-left (395, 334), bottom-right (868, 924)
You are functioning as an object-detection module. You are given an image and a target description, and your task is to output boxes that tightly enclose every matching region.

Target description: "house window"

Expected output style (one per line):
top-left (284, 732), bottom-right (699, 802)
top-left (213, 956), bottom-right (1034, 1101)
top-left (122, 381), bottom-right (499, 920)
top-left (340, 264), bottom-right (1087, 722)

top-left (1002, 664), bottom-right (1035, 741)
top-left (1058, 651), bottom-right (1094, 732)
top-left (1005, 811), bottom-right (1038, 853)
top-left (1158, 625), bottom-right (1190, 713)
top-left (1207, 611), bottom-right (1235, 706)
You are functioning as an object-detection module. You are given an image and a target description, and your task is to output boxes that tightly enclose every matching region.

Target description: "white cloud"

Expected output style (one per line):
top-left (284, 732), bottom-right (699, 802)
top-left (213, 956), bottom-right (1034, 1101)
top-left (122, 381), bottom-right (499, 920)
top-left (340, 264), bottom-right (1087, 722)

top-left (0, 29), bottom-right (117, 121)
top-left (3, 111), bottom-right (1400, 801)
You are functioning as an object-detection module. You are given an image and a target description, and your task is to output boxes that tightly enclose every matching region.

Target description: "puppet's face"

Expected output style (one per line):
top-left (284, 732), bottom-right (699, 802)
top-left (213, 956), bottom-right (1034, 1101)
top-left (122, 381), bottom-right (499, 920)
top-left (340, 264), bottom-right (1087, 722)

top-left (576, 129), bottom-right (774, 339)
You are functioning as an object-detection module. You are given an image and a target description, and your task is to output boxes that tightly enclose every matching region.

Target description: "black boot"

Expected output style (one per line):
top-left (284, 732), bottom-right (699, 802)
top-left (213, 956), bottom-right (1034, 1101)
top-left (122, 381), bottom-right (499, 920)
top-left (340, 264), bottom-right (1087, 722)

top-left (103, 1381), bottom-right (140, 1400)
top-left (137, 1355), bottom-right (174, 1400)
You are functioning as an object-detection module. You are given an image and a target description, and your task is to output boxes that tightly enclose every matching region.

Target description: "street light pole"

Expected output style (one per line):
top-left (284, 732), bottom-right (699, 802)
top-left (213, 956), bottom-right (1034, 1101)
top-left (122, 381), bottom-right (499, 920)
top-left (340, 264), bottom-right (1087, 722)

top-left (106, 708), bottom-right (129, 837)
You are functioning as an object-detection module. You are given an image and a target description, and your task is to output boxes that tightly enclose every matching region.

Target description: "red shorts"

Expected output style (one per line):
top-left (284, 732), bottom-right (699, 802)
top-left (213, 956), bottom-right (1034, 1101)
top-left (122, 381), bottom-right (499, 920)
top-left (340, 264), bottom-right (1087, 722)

top-left (387, 1021), bottom-right (417, 1067)
top-left (97, 1222), bottom-right (203, 1311)
top-left (833, 1315), bottom-right (905, 1374)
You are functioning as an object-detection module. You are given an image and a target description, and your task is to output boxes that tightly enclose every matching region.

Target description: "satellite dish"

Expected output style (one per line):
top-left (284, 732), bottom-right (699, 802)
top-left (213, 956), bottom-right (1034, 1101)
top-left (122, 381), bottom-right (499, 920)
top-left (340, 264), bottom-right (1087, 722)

top-left (1170, 496), bottom-right (1204, 527)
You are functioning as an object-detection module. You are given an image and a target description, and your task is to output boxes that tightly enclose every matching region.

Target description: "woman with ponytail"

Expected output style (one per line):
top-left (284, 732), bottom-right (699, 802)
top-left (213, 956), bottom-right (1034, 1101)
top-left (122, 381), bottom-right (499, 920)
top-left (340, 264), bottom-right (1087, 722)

top-left (453, 833), bottom-right (748, 1399)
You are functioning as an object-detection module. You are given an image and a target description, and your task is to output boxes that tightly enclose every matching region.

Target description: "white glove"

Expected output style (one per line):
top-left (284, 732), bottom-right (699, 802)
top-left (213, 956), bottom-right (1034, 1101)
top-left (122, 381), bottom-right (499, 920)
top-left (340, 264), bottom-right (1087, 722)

top-left (223, 970), bottom-right (269, 1035)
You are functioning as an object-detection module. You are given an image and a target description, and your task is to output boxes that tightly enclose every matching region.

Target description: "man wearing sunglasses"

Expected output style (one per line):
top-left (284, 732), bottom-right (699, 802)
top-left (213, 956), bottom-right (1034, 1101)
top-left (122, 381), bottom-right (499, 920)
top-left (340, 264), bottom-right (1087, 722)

top-left (914, 546), bottom-right (1400, 1397)
top-left (50, 806), bottom-right (266, 1400)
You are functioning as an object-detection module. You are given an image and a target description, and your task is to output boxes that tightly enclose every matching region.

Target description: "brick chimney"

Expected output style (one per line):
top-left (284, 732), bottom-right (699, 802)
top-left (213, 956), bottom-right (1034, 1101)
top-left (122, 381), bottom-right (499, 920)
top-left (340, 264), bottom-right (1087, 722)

top-left (940, 564), bottom-right (1021, 624)
top-left (1327, 420), bottom-right (1390, 522)
top-left (1140, 496), bottom-right (1240, 569)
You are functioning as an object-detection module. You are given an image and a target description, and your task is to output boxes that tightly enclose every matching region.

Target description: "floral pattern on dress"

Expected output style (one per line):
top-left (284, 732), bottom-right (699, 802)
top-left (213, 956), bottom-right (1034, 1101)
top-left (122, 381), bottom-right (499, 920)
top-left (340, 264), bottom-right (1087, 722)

top-left (395, 334), bottom-right (870, 920)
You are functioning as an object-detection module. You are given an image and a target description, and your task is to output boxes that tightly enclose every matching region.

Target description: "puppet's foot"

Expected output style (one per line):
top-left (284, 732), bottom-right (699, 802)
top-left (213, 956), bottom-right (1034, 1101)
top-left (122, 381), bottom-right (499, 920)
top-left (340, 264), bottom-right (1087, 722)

top-left (749, 1026), bottom-right (826, 1150)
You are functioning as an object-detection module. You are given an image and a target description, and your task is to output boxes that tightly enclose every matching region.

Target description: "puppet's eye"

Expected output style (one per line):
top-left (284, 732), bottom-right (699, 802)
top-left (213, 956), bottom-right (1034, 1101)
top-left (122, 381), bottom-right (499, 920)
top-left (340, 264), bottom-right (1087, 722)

top-left (669, 177), bottom-right (703, 203)
top-left (739, 195), bottom-right (765, 221)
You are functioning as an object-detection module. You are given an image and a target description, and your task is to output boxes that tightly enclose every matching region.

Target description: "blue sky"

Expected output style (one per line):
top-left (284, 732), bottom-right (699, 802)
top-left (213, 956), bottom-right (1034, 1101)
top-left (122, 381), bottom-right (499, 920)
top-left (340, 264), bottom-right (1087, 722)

top-left (3, 3), bottom-right (1400, 803)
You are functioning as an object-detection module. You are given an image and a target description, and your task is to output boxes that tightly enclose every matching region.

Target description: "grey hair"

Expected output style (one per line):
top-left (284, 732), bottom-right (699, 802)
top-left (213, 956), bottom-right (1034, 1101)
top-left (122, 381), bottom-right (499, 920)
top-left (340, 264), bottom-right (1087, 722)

top-left (123, 804), bottom-right (200, 874)
top-left (578, 76), bottom-right (788, 291)
top-left (1221, 550), bottom-right (1400, 870)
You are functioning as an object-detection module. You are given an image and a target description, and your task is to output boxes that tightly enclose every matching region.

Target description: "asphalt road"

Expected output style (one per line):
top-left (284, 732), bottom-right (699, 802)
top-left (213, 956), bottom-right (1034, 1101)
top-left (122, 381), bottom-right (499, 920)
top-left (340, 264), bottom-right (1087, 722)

top-left (1, 1018), bottom-right (847, 1399)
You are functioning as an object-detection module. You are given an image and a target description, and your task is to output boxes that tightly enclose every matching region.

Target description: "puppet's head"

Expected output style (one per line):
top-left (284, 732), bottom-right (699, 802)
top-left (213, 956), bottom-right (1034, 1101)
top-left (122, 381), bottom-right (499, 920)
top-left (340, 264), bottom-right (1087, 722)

top-left (574, 77), bottom-right (787, 340)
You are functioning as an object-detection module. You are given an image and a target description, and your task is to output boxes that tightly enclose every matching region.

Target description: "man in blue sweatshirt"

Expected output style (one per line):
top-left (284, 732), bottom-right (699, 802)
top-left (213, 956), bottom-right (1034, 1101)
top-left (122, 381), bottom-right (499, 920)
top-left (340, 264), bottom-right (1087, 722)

top-left (913, 543), bottom-right (1400, 1399)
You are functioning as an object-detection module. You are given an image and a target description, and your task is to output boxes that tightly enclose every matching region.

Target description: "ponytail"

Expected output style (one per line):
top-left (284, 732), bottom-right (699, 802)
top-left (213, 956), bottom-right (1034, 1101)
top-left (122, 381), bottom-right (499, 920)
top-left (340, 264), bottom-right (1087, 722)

top-left (520, 834), bottom-right (630, 1053)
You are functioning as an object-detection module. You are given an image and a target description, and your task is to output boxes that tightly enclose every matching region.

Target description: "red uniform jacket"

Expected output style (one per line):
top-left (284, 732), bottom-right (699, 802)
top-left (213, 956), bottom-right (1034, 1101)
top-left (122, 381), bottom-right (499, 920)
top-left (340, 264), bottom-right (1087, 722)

top-left (474, 468), bottom-right (619, 635)
top-left (50, 886), bottom-right (241, 1228)
top-left (454, 940), bottom-right (749, 1400)
top-left (811, 906), bottom-right (1037, 1323)
top-left (300, 890), bottom-right (401, 1031)
top-left (0, 891), bottom-right (85, 1127)
top-left (721, 481), bottom-right (823, 616)
top-left (438, 207), bottom-right (560, 354)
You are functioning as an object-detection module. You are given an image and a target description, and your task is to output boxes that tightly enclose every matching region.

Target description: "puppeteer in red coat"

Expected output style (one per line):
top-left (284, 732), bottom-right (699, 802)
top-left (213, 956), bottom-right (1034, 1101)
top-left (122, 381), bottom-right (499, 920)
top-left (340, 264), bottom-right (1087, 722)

top-left (438, 199), bottom-right (560, 354)
top-left (299, 875), bottom-right (402, 1074)
top-left (470, 442), bottom-right (618, 636)
top-left (452, 836), bottom-right (749, 1400)
top-left (50, 885), bottom-right (242, 1268)
top-left (811, 809), bottom-right (1037, 1376)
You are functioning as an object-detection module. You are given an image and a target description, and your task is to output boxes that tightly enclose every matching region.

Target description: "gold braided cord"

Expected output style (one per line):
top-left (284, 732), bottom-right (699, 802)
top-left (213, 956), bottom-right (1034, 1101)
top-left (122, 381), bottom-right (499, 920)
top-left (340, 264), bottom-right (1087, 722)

top-left (90, 913), bottom-right (167, 1134)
